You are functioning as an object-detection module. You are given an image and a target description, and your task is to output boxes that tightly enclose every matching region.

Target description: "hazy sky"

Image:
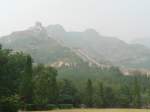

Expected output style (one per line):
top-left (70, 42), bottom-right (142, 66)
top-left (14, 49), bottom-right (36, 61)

top-left (0, 0), bottom-right (150, 42)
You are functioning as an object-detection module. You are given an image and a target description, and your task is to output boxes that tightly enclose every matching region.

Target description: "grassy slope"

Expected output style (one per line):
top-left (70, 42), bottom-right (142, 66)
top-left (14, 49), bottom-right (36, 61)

top-left (30, 109), bottom-right (150, 112)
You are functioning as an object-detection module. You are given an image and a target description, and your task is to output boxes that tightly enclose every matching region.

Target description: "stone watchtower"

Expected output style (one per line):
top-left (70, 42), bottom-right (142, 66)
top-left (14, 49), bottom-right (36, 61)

top-left (35, 21), bottom-right (43, 30)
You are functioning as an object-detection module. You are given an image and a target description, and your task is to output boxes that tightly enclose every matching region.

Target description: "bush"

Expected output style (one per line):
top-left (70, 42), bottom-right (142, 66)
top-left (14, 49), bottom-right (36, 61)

top-left (25, 104), bottom-right (58, 111)
top-left (0, 95), bottom-right (22, 112)
top-left (58, 104), bottom-right (73, 109)
top-left (46, 104), bottom-right (58, 110)
top-left (24, 104), bottom-right (73, 111)
top-left (25, 104), bottom-right (36, 111)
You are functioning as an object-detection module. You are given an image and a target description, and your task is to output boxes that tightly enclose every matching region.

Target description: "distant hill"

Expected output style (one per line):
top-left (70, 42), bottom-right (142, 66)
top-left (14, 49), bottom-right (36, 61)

top-left (46, 24), bottom-right (150, 69)
top-left (0, 22), bottom-right (84, 67)
top-left (1, 22), bottom-right (150, 69)
top-left (132, 37), bottom-right (150, 48)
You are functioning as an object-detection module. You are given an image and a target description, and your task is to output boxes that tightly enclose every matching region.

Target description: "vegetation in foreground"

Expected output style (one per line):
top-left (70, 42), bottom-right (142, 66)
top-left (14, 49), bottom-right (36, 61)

top-left (1, 45), bottom-right (150, 112)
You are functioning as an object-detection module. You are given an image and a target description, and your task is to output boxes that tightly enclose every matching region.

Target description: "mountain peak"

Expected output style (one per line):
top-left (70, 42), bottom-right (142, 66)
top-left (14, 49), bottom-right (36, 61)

top-left (84, 28), bottom-right (100, 37)
top-left (34, 21), bottom-right (44, 30)
top-left (35, 21), bottom-right (43, 28)
top-left (46, 24), bottom-right (66, 33)
top-left (29, 21), bottom-right (45, 31)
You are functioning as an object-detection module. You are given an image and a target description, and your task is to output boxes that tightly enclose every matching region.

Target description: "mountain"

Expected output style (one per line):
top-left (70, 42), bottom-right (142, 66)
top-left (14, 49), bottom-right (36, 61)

top-left (46, 24), bottom-right (150, 69)
top-left (1, 23), bottom-right (150, 69)
top-left (132, 37), bottom-right (150, 48)
top-left (0, 22), bottom-right (85, 67)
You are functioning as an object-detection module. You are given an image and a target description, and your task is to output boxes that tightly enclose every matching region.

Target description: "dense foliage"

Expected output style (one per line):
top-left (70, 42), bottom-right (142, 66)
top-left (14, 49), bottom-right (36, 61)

top-left (0, 45), bottom-right (150, 112)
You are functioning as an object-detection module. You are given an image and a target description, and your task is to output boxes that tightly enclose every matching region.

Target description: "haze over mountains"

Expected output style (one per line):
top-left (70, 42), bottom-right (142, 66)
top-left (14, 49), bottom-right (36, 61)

top-left (132, 38), bottom-right (150, 48)
top-left (1, 22), bottom-right (150, 69)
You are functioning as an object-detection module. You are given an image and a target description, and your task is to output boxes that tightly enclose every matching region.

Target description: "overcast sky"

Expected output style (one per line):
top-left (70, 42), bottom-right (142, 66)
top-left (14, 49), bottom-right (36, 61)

top-left (0, 0), bottom-right (150, 42)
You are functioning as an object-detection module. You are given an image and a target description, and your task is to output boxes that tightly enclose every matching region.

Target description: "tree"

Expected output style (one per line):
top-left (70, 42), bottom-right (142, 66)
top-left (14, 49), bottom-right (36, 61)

top-left (33, 65), bottom-right (58, 105)
top-left (84, 79), bottom-right (94, 107)
top-left (132, 77), bottom-right (141, 108)
top-left (47, 67), bottom-right (58, 104)
top-left (19, 55), bottom-right (33, 104)
top-left (0, 48), bottom-right (27, 96)
top-left (104, 86), bottom-right (116, 107)
top-left (96, 82), bottom-right (105, 107)
top-left (0, 46), bottom-right (29, 112)
top-left (118, 85), bottom-right (132, 107)
top-left (59, 79), bottom-right (78, 105)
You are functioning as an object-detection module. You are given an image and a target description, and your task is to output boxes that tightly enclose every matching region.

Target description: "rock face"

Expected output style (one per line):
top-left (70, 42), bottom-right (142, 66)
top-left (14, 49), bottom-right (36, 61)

top-left (1, 23), bottom-right (150, 69)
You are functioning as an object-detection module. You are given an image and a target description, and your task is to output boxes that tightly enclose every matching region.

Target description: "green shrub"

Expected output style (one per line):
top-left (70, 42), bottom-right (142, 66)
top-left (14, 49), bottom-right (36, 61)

top-left (24, 104), bottom-right (73, 111)
top-left (58, 104), bottom-right (73, 109)
top-left (25, 104), bottom-right (58, 111)
top-left (46, 104), bottom-right (58, 110)
top-left (25, 104), bottom-right (36, 110)
top-left (0, 95), bottom-right (22, 112)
